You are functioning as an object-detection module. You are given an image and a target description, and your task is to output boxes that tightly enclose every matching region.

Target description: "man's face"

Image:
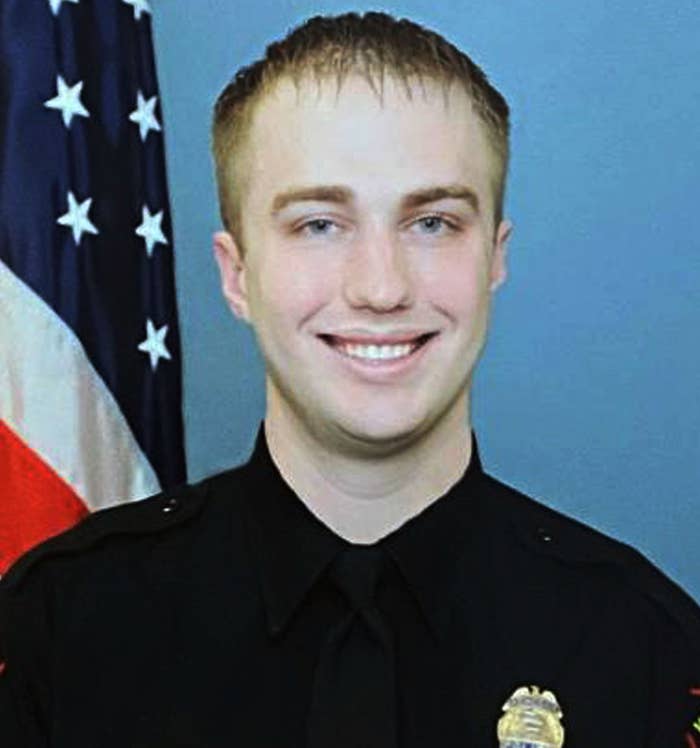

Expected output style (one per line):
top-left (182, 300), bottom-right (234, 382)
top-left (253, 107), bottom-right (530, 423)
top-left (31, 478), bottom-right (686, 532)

top-left (215, 73), bottom-right (510, 454)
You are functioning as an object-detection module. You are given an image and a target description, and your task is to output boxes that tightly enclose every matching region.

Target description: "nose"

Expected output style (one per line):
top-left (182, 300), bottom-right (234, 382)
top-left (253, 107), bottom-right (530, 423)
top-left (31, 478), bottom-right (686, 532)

top-left (342, 228), bottom-right (415, 311)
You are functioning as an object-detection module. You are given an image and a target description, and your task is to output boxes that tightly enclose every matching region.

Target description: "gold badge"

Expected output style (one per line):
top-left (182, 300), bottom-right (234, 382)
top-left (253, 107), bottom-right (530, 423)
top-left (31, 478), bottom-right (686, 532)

top-left (497, 685), bottom-right (565, 748)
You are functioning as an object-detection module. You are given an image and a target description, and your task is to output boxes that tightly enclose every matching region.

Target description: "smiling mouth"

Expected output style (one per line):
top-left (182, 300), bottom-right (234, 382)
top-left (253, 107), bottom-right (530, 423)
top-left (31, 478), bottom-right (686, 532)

top-left (318, 333), bottom-right (437, 362)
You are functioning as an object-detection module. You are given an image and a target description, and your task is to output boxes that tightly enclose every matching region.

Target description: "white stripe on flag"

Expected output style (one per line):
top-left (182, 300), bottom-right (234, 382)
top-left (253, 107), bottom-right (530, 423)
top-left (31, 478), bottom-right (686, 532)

top-left (0, 260), bottom-right (160, 509)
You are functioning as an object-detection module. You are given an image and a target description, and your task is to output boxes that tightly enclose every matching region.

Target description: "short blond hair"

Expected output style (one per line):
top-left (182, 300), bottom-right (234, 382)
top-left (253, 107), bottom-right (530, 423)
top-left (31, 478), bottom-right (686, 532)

top-left (212, 11), bottom-right (510, 240)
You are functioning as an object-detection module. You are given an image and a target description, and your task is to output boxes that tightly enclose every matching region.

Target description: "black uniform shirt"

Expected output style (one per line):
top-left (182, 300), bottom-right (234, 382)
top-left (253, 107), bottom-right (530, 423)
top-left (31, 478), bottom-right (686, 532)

top-left (1, 426), bottom-right (700, 747)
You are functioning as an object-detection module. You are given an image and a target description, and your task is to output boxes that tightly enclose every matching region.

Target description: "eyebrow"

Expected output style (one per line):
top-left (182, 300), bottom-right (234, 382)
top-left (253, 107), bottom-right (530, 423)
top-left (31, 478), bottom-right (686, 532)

top-left (271, 185), bottom-right (353, 214)
top-left (402, 185), bottom-right (480, 213)
top-left (270, 183), bottom-right (480, 215)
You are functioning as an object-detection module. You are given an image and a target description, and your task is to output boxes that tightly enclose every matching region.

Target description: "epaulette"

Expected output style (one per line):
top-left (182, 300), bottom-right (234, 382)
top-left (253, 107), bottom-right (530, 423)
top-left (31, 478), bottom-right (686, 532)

top-left (0, 479), bottom-right (211, 594)
top-left (487, 473), bottom-right (700, 656)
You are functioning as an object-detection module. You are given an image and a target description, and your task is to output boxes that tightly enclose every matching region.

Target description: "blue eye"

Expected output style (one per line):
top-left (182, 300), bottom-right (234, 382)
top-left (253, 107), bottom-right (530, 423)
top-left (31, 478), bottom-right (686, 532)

top-left (301, 219), bottom-right (335, 235)
top-left (416, 215), bottom-right (453, 234)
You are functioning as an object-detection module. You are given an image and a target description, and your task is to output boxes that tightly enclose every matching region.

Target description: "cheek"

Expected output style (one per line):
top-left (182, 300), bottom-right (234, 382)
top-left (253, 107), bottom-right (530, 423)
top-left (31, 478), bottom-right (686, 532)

top-left (422, 252), bottom-right (490, 317)
top-left (251, 254), bottom-right (334, 327)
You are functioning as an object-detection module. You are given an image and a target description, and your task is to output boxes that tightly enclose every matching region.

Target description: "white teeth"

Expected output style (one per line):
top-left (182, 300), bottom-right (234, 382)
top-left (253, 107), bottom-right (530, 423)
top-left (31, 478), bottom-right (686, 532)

top-left (340, 342), bottom-right (415, 360)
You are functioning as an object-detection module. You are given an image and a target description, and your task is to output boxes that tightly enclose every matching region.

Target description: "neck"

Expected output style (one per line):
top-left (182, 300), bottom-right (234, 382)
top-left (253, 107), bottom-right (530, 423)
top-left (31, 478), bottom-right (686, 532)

top-left (263, 394), bottom-right (473, 544)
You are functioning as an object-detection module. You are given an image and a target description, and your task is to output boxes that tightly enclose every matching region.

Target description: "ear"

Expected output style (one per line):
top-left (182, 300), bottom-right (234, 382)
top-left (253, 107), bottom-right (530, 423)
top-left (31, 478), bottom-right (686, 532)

top-left (213, 230), bottom-right (250, 321)
top-left (489, 219), bottom-right (512, 292)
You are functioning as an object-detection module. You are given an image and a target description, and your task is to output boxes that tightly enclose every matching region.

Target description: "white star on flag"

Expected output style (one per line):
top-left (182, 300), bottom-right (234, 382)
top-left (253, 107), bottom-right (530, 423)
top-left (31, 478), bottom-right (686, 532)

top-left (129, 91), bottom-right (161, 141)
top-left (122, 0), bottom-right (151, 20)
top-left (135, 205), bottom-right (168, 257)
top-left (57, 191), bottom-right (99, 245)
top-left (48, 0), bottom-right (80, 15)
top-left (44, 76), bottom-right (90, 128)
top-left (138, 319), bottom-right (171, 372)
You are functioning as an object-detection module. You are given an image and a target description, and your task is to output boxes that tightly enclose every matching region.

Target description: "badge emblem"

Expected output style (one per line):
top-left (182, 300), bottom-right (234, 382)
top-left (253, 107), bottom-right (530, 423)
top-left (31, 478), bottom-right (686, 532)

top-left (497, 685), bottom-right (565, 748)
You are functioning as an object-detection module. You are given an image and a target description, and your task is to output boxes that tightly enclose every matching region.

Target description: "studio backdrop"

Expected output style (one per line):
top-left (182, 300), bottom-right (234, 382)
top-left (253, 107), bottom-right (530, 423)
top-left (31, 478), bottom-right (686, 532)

top-left (151, 0), bottom-right (700, 600)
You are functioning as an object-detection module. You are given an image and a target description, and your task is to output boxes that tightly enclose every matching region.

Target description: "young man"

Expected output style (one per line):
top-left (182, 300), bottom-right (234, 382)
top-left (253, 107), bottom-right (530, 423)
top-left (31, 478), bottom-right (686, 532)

top-left (1, 11), bottom-right (699, 747)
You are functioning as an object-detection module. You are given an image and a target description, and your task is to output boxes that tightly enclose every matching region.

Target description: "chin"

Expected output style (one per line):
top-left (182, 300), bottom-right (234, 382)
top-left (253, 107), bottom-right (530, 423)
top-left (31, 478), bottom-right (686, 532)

top-left (330, 407), bottom-right (434, 456)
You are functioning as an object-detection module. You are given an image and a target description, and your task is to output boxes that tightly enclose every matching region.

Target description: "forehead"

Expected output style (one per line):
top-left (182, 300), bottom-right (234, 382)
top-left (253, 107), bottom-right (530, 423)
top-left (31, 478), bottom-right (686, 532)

top-left (240, 72), bottom-right (496, 212)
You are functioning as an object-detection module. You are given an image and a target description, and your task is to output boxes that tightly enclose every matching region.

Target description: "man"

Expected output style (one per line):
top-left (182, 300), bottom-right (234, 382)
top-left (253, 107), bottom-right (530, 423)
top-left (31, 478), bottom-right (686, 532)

top-left (1, 11), bottom-right (699, 747)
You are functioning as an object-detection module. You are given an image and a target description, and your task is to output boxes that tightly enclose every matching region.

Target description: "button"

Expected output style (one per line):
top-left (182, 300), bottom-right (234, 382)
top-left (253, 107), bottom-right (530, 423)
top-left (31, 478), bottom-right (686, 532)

top-left (162, 497), bottom-right (180, 514)
top-left (536, 527), bottom-right (553, 543)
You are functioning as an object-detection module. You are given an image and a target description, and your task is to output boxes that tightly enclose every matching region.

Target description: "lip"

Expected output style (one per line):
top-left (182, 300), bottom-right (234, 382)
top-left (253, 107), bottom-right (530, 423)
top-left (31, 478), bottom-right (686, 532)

top-left (317, 331), bottom-right (438, 381)
top-left (319, 330), bottom-right (437, 345)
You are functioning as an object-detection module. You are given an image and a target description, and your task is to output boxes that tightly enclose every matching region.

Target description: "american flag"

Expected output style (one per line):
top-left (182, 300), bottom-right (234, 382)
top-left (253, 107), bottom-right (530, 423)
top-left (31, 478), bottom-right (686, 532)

top-left (0, 0), bottom-right (186, 574)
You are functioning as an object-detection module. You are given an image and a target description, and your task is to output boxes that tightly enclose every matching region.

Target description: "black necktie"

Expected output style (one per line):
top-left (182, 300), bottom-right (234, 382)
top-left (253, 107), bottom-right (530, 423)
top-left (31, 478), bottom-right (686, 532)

top-left (306, 545), bottom-right (398, 748)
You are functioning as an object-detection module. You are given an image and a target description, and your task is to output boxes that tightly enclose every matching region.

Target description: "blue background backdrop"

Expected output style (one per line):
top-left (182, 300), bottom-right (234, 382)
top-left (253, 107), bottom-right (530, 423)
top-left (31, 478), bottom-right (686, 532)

top-left (150, 1), bottom-right (700, 600)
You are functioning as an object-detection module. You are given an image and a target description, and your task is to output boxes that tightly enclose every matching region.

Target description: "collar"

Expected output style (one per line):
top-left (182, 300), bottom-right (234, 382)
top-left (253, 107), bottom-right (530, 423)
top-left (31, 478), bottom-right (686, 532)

top-left (241, 424), bottom-right (486, 642)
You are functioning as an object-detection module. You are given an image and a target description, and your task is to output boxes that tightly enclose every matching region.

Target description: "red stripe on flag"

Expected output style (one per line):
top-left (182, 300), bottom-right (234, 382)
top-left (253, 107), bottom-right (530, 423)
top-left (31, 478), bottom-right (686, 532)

top-left (0, 420), bottom-right (88, 575)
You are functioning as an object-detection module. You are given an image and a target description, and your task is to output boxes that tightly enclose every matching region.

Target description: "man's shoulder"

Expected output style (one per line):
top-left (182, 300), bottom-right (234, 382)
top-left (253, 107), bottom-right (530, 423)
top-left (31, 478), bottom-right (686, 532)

top-left (0, 462), bottom-right (251, 595)
top-left (481, 470), bottom-right (700, 652)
